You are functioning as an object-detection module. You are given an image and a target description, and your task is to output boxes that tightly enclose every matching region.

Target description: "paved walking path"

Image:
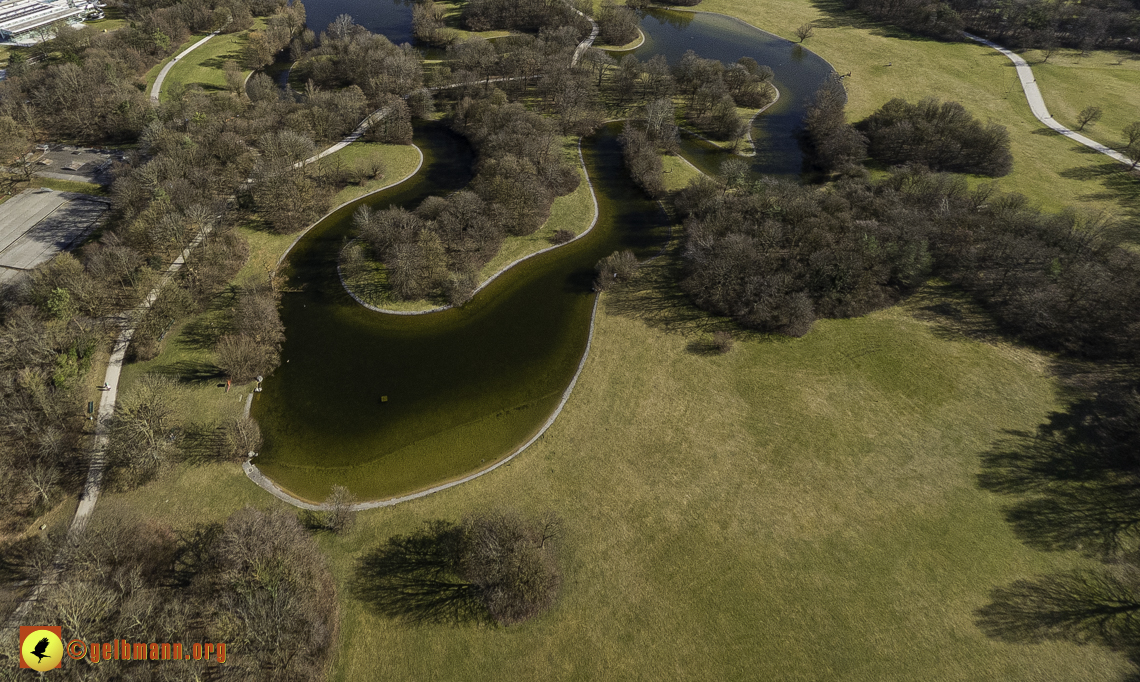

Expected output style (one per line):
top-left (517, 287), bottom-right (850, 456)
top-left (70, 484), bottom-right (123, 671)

top-left (964, 33), bottom-right (1137, 168)
top-left (570, 7), bottom-right (599, 67)
top-left (150, 32), bottom-right (220, 102)
top-left (2, 227), bottom-right (211, 633)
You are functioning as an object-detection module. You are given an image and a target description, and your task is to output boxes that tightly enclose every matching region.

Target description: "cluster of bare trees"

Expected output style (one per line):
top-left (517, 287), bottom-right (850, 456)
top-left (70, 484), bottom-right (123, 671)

top-left (805, 86), bottom-right (1016, 177)
top-left (412, 0), bottom-right (452, 46)
top-left (0, 0), bottom-right (302, 144)
top-left (802, 77), bottom-right (868, 175)
top-left (673, 51), bottom-right (775, 143)
top-left (0, 290), bottom-right (101, 528)
top-left (354, 509), bottom-right (562, 626)
top-left (597, 0), bottom-right (640, 45)
top-left (847, 0), bottom-right (1139, 51)
top-left (349, 89), bottom-right (587, 304)
top-left (462, 0), bottom-right (592, 36)
top-left (620, 124), bottom-right (668, 198)
top-left (455, 95), bottom-right (582, 233)
top-left (676, 161), bottom-right (1140, 358)
top-left (1, 507), bottom-right (338, 681)
top-left (958, 0), bottom-right (1139, 52)
top-left (215, 283), bottom-right (285, 383)
top-left (675, 169), bottom-right (932, 336)
top-left (292, 15), bottom-right (424, 101)
top-left (858, 98), bottom-right (1013, 176)
top-left (242, 1), bottom-right (306, 69)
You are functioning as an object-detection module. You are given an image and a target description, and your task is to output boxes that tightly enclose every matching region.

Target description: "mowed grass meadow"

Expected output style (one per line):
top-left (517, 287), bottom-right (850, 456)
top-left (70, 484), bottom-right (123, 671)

top-left (690, 0), bottom-right (1140, 247)
top-left (85, 2), bottom-right (1140, 679)
top-left (95, 280), bottom-right (1132, 680)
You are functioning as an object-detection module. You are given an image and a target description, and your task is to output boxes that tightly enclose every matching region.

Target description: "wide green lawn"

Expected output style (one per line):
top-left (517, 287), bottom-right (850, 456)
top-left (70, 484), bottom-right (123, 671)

top-left (92, 278), bottom-right (1130, 680)
top-left (157, 21), bottom-right (266, 101)
top-left (1026, 48), bottom-right (1140, 149)
top-left (686, 0), bottom-right (1140, 247)
top-left (144, 33), bottom-right (210, 94)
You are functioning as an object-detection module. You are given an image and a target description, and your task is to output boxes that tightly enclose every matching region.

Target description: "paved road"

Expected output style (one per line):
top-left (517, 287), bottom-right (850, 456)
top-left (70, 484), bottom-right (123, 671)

top-left (150, 32), bottom-right (220, 102)
top-left (0, 190), bottom-right (108, 284)
top-left (965, 33), bottom-right (1137, 168)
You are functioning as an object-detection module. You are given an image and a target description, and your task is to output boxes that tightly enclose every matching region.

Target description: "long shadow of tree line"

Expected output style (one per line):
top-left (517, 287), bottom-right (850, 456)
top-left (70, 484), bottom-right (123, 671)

top-left (975, 374), bottom-right (1140, 673)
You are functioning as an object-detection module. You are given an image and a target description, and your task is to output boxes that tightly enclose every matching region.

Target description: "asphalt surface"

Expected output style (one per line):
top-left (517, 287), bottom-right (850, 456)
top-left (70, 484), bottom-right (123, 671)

top-left (0, 189), bottom-right (108, 284)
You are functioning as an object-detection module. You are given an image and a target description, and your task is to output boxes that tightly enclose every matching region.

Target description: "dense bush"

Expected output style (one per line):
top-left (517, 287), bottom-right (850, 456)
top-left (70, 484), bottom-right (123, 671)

top-left (858, 98), bottom-right (1013, 176)
top-left (676, 174), bottom-right (931, 336)
top-left (619, 125), bottom-right (666, 198)
top-left (802, 78), bottom-right (867, 174)
top-left (463, 0), bottom-right (591, 36)
top-left (677, 166), bottom-right (1140, 360)
top-left (597, 0), bottom-right (640, 45)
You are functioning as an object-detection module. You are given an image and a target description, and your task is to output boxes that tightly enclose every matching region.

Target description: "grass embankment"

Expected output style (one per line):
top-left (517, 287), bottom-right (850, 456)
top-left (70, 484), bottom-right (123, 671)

top-left (342, 137), bottom-right (596, 312)
top-left (322, 142), bottom-right (423, 206)
top-left (144, 33), bottom-right (210, 94)
top-left (674, 101), bottom-right (768, 154)
top-left (92, 277), bottom-right (1130, 680)
top-left (156, 21), bottom-right (267, 101)
top-left (662, 152), bottom-right (703, 192)
top-left (667, 0), bottom-right (1140, 247)
top-left (1024, 49), bottom-right (1140, 149)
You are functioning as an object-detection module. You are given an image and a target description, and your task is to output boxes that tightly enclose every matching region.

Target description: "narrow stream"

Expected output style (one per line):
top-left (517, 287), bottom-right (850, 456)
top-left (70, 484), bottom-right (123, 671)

top-left (251, 4), bottom-right (833, 502)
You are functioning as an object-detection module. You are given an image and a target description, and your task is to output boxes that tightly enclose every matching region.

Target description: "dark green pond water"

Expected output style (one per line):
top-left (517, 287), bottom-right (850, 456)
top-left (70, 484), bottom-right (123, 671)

top-left (251, 7), bottom-right (833, 502)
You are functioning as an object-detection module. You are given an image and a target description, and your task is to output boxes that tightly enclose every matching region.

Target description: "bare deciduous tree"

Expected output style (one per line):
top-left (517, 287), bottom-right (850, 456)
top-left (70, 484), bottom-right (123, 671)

top-left (1076, 106), bottom-right (1103, 131)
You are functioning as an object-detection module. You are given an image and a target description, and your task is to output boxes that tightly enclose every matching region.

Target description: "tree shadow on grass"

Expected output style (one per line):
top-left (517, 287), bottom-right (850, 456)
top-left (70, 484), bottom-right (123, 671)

top-left (977, 386), bottom-right (1140, 556)
top-left (974, 375), bottom-right (1140, 675)
top-left (975, 569), bottom-right (1140, 650)
top-left (351, 521), bottom-right (487, 626)
top-left (152, 359), bottom-right (225, 385)
top-left (805, 0), bottom-right (951, 42)
top-left (1059, 162), bottom-right (1140, 247)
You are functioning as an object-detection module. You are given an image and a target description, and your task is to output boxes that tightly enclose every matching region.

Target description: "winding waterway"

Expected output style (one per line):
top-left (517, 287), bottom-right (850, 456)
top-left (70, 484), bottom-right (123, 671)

top-left (251, 4), bottom-right (834, 502)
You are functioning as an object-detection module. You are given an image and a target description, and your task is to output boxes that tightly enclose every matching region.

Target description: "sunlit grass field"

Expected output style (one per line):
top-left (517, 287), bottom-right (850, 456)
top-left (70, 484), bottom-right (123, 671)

top-left (94, 279), bottom-right (1131, 680)
top-left (82, 2), bottom-right (1140, 679)
top-left (685, 0), bottom-right (1140, 247)
top-left (157, 21), bottom-right (267, 101)
top-left (1026, 48), bottom-right (1140, 149)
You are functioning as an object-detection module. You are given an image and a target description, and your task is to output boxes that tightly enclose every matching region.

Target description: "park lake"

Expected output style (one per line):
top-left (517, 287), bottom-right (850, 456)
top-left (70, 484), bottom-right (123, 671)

top-left (251, 5), bottom-right (834, 501)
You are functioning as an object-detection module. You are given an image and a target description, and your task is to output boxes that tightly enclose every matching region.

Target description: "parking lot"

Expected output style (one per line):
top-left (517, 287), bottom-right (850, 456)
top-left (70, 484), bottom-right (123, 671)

top-left (0, 188), bottom-right (109, 284)
top-left (31, 144), bottom-right (125, 185)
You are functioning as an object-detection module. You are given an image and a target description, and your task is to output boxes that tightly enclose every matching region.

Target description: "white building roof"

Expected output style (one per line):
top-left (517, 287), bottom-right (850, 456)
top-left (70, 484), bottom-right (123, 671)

top-left (0, 0), bottom-right (85, 38)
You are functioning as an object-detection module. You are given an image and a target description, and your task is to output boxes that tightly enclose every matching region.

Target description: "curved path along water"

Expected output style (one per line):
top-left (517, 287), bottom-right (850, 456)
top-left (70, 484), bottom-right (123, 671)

top-left (964, 33), bottom-right (1137, 168)
top-left (248, 8), bottom-right (834, 506)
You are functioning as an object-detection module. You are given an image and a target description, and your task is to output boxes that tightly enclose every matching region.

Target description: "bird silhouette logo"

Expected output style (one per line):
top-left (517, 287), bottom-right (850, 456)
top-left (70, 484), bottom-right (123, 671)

top-left (19, 626), bottom-right (63, 671)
